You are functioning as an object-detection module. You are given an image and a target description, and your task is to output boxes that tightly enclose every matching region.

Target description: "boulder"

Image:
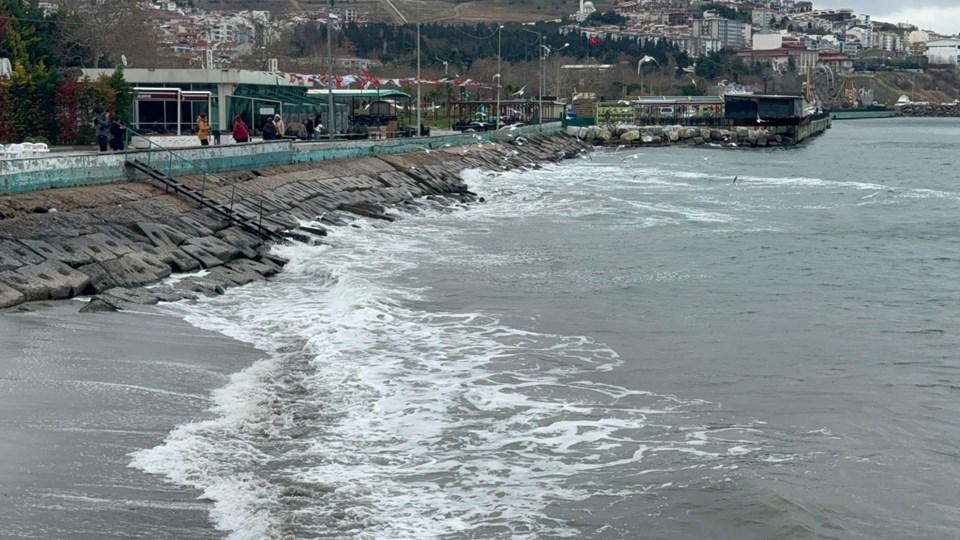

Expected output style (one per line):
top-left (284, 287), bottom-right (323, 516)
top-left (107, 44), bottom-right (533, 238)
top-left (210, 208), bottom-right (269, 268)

top-left (79, 297), bottom-right (120, 313)
top-left (0, 281), bottom-right (25, 309)
top-left (620, 130), bottom-right (640, 142)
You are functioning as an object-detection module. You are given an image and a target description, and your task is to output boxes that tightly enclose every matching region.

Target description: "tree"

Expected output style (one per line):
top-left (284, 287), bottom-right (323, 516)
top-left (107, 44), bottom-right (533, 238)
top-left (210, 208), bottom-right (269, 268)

top-left (55, 0), bottom-right (158, 68)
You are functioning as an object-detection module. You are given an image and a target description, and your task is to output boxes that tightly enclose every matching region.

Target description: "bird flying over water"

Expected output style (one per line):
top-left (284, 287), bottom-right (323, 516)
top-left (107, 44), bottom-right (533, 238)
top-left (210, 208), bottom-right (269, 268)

top-left (732, 176), bottom-right (738, 184)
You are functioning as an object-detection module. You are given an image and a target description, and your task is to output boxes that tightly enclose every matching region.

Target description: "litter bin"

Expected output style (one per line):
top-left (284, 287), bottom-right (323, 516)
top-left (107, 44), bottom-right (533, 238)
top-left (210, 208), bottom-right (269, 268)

top-left (212, 130), bottom-right (221, 144)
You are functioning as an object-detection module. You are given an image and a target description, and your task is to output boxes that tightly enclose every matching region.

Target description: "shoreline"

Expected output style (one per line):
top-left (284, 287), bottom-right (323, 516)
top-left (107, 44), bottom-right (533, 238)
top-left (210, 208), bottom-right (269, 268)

top-left (0, 301), bottom-right (263, 538)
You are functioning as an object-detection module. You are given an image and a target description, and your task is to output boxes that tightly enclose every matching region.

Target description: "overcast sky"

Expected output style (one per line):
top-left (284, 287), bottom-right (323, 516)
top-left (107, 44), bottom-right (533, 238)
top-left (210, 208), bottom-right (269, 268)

top-left (815, 1), bottom-right (960, 34)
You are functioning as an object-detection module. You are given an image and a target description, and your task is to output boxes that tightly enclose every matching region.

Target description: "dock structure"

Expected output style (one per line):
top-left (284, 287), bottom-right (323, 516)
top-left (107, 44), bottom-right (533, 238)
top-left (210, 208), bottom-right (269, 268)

top-left (571, 93), bottom-right (831, 147)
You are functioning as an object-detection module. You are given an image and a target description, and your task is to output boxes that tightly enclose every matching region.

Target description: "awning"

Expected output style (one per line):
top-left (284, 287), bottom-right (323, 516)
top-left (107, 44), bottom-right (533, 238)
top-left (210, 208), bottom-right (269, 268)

top-left (306, 89), bottom-right (411, 100)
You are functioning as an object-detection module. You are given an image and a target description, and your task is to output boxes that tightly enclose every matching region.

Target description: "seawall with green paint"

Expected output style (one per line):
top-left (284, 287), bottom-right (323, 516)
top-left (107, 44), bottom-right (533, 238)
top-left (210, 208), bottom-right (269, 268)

top-left (0, 124), bottom-right (560, 195)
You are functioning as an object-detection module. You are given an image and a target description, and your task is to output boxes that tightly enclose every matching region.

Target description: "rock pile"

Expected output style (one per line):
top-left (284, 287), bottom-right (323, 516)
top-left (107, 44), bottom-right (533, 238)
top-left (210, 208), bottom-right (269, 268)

top-left (568, 124), bottom-right (792, 148)
top-left (895, 104), bottom-right (960, 118)
top-left (0, 134), bottom-right (586, 311)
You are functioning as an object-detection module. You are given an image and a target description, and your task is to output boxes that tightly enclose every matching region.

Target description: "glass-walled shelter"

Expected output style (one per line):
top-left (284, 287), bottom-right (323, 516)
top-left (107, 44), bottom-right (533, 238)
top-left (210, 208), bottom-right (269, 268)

top-left (132, 88), bottom-right (212, 135)
top-left (81, 68), bottom-right (355, 139)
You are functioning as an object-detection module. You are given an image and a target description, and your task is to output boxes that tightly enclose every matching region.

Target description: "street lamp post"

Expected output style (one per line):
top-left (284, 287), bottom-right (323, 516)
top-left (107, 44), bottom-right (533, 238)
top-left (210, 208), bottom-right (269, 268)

top-left (416, 19), bottom-right (422, 136)
top-left (542, 43), bottom-right (569, 100)
top-left (495, 24), bottom-right (502, 129)
top-left (520, 26), bottom-right (543, 128)
top-left (637, 55), bottom-right (660, 96)
top-left (326, 4), bottom-right (336, 139)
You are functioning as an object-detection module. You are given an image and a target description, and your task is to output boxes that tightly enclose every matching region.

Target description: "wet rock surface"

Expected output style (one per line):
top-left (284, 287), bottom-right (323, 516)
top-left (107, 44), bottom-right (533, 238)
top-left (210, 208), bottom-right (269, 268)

top-left (0, 135), bottom-right (587, 311)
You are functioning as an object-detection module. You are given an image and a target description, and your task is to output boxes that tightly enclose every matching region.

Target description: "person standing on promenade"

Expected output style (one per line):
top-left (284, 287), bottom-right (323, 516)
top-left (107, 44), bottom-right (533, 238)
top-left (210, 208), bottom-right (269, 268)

top-left (304, 115), bottom-right (315, 140)
top-left (196, 113), bottom-right (210, 146)
top-left (94, 111), bottom-right (111, 152)
top-left (232, 115), bottom-right (249, 143)
top-left (272, 114), bottom-right (285, 138)
top-left (108, 114), bottom-right (125, 151)
top-left (262, 116), bottom-right (277, 141)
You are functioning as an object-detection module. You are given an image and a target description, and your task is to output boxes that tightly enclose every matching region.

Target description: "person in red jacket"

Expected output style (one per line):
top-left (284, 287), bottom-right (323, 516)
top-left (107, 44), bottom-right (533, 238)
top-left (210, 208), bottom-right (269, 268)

top-left (232, 115), bottom-right (250, 143)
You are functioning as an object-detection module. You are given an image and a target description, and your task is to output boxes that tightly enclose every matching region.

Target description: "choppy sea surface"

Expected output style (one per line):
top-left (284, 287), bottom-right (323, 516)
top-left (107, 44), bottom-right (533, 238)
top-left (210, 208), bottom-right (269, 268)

top-left (138, 118), bottom-right (960, 539)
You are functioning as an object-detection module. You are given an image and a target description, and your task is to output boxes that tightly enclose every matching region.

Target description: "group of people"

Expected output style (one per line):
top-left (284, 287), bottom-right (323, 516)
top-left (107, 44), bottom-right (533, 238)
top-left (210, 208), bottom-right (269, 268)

top-left (93, 111), bottom-right (126, 152)
top-left (99, 111), bottom-right (324, 148)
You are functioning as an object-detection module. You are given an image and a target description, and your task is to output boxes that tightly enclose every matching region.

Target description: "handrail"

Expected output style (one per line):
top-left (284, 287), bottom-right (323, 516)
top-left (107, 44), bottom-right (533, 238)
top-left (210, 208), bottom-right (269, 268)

top-left (125, 126), bottom-right (226, 204)
top-left (123, 128), bottom-right (278, 241)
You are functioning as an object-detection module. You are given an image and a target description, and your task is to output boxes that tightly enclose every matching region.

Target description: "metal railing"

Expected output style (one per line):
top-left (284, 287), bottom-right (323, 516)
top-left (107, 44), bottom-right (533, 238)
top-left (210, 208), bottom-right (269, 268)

top-left (123, 128), bottom-right (276, 240)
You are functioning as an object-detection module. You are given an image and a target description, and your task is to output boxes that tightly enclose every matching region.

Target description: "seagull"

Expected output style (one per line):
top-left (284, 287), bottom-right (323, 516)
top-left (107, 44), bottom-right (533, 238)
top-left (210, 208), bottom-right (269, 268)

top-left (732, 176), bottom-right (738, 184)
top-left (614, 144), bottom-right (626, 152)
top-left (756, 113), bottom-right (768, 124)
top-left (511, 86), bottom-right (526, 98)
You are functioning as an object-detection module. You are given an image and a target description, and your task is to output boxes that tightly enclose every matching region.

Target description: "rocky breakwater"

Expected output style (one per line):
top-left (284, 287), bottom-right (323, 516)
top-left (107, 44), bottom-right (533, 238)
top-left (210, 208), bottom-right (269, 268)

top-left (0, 134), bottom-right (586, 311)
top-left (895, 103), bottom-right (960, 118)
top-left (569, 124), bottom-right (793, 148)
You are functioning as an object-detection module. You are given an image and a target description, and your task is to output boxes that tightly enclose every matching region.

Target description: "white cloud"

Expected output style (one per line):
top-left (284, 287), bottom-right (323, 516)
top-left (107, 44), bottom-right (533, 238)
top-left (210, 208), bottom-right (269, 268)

top-left (878, 7), bottom-right (960, 35)
top-left (815, 2), bottom-right (960, 35)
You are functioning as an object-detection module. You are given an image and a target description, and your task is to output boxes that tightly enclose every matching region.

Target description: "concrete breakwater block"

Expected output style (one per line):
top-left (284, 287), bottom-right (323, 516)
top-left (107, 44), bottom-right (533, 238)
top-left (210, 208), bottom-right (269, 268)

top-left (0, 133), bottom-right (590, 311)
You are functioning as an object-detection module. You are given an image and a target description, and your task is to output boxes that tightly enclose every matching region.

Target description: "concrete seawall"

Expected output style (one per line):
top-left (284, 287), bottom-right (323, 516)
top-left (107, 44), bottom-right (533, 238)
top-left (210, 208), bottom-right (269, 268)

top-left (0, 130), bottom-right (587, 311)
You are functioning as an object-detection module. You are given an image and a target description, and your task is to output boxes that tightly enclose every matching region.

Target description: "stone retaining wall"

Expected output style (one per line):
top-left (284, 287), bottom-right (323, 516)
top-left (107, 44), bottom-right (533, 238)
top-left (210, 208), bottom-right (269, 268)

top-left (569, 124), bottom-right (794, 148)
top-left (0, 133), bottom-right (587, 312)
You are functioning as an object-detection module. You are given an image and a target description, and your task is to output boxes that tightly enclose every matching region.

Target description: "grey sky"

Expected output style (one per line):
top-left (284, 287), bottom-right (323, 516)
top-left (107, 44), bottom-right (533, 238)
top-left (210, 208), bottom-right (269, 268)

top-left (815, 1), bottom-right (960, 34)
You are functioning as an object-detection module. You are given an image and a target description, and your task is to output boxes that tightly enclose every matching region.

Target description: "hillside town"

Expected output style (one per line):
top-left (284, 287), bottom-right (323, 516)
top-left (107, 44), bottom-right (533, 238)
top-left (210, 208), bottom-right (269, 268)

top-left (19, 0), bottom-right (958, 77)
top-left (1, 0), bottom-right (958, 147)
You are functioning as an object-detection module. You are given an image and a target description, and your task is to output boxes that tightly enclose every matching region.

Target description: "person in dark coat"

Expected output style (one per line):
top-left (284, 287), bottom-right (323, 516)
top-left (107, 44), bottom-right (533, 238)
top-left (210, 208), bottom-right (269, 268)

top-left (261, 117), bottom-right (277, 141)
top-left (109, 115), bottom-right (125, 151)
top-left (94, 111), bottom-right (111, 152)
top-left (304, 116), bottom-right (315, 140)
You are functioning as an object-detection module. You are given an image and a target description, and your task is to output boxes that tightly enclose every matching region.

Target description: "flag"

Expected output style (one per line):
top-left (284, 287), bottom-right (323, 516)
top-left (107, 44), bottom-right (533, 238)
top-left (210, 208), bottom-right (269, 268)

top-left (588, 35), bottom-right (603, 46)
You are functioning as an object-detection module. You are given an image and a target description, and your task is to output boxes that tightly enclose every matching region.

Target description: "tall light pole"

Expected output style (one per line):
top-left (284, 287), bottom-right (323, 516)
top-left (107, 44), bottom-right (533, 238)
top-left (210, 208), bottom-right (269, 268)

top-left (538, 32), bottom-right (543, 128)
top-left (637, 55), bottom-right (659, 97)
top-left (416, 18), bottom-right (422, 136)
top-left (496, 23), bottom-right (502, 129)
top-left (547, 43), bottom-right (569, 97)
top-left (520, 25), bottom-right (543, 128)
top-left (326, 4), bottom-right (336, 139)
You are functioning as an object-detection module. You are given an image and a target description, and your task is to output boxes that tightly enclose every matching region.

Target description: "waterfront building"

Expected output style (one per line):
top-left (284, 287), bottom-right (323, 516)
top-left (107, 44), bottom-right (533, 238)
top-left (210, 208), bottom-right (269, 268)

top-left (924, 39), bottom-right (960, 66)
top-left (80, 68), bottom-right (351, 137)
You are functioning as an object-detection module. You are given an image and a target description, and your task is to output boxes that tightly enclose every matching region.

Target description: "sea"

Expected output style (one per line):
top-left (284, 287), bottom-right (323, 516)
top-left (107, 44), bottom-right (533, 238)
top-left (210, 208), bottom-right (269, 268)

top-left (135, 117), bottom-right (960, 539)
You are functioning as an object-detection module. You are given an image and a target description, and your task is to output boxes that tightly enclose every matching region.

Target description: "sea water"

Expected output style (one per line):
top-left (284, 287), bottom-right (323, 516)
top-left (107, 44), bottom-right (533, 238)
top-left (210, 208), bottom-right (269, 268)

top-left (134, 118), bottom-right (960, 539)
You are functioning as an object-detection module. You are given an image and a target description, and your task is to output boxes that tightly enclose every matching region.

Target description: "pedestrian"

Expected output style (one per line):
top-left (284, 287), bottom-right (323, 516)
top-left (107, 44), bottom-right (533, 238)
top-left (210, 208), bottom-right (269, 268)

top-left (196, 113), bottom-right (210, 146)
top-left (272, 114), bottom-right (284, 138)
top-left (314, 113), bottom-right (326, 137)
top-left (232, 115), bottom-right (249, 143)
top-left (261, 116), bottom-right (278, 141)
top-left (94, 111), bottom-right (111, 152)
top-left (109, 114), bottom-right (125, 151)
top-left (304, 115), bottom-right (315, 140)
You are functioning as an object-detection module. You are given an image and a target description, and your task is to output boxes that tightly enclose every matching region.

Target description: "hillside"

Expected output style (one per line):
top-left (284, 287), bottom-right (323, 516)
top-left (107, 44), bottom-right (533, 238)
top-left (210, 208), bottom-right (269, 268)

top-left (197, 0), bottom-right (609, 23)
top-left (828, 69), bottom-right (959, 107)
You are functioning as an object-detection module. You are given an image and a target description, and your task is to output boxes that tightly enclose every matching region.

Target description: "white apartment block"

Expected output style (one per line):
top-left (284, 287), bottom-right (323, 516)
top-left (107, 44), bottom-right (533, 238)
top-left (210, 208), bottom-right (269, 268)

top-left (925, 39), bottom-right (960, 65)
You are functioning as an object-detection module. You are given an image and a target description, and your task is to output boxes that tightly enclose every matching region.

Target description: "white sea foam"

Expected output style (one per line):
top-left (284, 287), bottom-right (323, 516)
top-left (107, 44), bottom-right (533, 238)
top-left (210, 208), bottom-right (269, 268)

top-left (131, 163), bottom-right (782, 539)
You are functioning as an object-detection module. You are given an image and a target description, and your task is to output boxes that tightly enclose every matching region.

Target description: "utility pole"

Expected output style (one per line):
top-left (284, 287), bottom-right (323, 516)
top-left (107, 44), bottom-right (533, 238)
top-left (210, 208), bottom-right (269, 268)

top-left (326, 1), bottom-right (336, 139)
top-left (496, 23), bottom-right (502, 129)
top-left (416, 17), bottom-right (422, 136)
top-left (538, 32), bottom-right (543, 128)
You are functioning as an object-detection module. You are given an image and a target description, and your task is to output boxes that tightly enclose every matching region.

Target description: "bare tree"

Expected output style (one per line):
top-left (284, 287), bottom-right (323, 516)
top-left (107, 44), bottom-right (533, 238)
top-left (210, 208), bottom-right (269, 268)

top-left (57, 0), bottom-right (159, 68)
